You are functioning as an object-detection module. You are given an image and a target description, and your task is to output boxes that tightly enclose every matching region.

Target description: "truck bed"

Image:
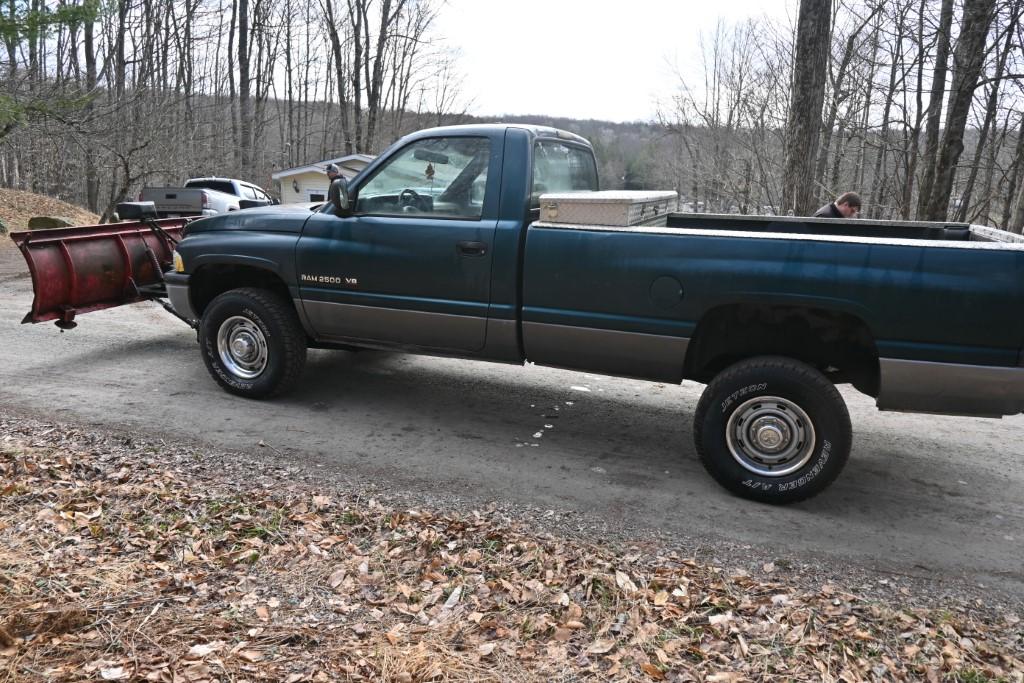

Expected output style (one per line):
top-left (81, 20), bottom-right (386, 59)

top-left (522, 213), bottom-right (1024, 400)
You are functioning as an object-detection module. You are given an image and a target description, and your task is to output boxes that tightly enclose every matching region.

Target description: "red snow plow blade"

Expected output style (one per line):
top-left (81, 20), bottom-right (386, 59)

top-left (10, 218), bottom-right (188, 328)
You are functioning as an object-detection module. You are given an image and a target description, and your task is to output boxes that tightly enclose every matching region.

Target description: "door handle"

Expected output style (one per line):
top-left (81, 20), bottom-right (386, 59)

top-left (457, 240), bottom-right (487, 256)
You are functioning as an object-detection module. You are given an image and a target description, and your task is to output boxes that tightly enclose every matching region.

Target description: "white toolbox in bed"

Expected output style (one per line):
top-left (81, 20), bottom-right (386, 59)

top-left (538, 191), bottom-right (678, 226)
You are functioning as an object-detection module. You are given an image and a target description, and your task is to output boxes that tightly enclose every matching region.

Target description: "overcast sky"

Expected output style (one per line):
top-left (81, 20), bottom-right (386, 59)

top-left (432, 0), bottom-right (794, 123)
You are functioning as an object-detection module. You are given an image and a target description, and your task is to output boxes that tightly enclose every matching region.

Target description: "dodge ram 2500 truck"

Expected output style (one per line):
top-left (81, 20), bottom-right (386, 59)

top-left (12, 123), bottom-right (1024, 504)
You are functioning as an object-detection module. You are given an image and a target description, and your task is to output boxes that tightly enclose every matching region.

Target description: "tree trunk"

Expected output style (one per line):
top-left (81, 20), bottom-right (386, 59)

top-left (1002, 116), bottom-right (1024, 229)
top-left (1010, 173), bottom-right (1024, 234)
top-left (4, 0), bottom-right (16, 77)
top-left (323, 0), bottom-right (353, 154)
top-left (781, 0), bottom-right (832, 215)
top-left (915, 0), bottom-right (954, 218)
top-left (900, 0), bottom-right (927, 220)
top-left (973, 112), bottom-right (1005, 224)
top-left (84, 15), bottom-right (99, 212)
top-left (114, 0), bottom-right (128, 97)
top-left (227, 0), bottom-right (240, 173)
top-left (238, 0), bottom-right (252, 175)
top-left (867, 31), bottom-right (901, 219)
top-left (814, 6), bottom-right (879, 202)
top-left (851, 28), bottom-right (879, 195)
top-left (954, 0), bottom-right (1019, 222)
top-left (347, 0), bottom-right (367, 153)
top-left (921, 0), bottom-right (997, 221)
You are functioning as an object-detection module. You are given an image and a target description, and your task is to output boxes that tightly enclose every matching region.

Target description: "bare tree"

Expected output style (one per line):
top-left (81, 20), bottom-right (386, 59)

top-left (915, 0), bottom-right (955, 218)
top-left (921, 0), bottom-right (997, 220)
top-left (781, 0), bottom-right (832, 215)
top-left (954, 1), bottom-right (1021, 222)
top-left (815, 1), bottom-right (882, 204)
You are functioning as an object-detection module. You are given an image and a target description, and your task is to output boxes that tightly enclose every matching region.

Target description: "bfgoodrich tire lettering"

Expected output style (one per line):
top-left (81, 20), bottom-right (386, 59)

top-left (199, 288), bottom-right (307, 399)
top-left (693, 356), bottom-right (852, 504)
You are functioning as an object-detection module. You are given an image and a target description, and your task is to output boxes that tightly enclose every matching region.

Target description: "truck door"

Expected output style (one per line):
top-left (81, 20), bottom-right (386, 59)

top-left (296, 134), bottom-right (500, 352)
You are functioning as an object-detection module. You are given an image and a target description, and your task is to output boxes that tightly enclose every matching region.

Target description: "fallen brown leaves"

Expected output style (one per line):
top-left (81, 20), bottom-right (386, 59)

top-left (0, 421), bottom-right (1022, 682)
top-left (0, 188), bottom-right (99, 235)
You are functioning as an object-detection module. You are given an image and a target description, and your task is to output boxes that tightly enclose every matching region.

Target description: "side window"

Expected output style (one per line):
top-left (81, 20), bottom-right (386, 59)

top-left (531, 140), bottom-right (598, 209)
top-left (241, 185), bottom-right (258, 200)
top-left (355, 137), bottom-right (490, 219)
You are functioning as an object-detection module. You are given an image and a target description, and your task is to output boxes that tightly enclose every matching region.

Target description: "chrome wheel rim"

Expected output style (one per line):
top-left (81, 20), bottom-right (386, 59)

top-left (217, 316), bottom-right (268, 380)
top-left (725, 396), bottom-right (816, 477)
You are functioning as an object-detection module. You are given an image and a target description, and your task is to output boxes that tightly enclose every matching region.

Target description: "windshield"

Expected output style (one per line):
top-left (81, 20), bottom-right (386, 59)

top-left (353, 137), bottom-right (490, 219)
top-left (186, 180), bottom-right (236, 195)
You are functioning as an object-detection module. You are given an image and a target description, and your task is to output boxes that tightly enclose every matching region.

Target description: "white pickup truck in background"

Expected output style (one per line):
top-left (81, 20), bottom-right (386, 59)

top-left (139, 178), bottom-right (276, 218)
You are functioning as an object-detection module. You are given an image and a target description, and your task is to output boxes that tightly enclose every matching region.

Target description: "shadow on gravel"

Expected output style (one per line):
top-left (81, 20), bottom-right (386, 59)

top-left (5, 329), bottom-right (1019, 561)
top-left (294, 349), bottom-right (1004, 520)
top-left (13, 333), bottom-right (197, 368)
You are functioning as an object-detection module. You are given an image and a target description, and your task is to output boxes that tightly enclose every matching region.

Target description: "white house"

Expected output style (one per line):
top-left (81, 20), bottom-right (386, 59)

top-left (271, 154), bottom-right (375, 204)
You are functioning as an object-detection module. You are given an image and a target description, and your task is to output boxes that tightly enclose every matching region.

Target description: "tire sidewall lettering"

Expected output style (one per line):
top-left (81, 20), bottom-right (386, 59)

top-left (776, 439), bottom-right (831, 492)
top-left (703, 367), bottom-right (847, 501)
top-left (202, 298), bottom-right (278, 392)
top-left (203, 333), bottom-right (255, 391)
top-left (240, 307), bottom-right (273, 340)
top-left (720, 382), bottom-right (768, 413)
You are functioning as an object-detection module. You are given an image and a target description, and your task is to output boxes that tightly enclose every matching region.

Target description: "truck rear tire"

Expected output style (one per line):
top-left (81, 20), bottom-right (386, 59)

top-left (198, 287), bottom-right (307, 399)
top-left (693, 356), bottom-right (851, 504)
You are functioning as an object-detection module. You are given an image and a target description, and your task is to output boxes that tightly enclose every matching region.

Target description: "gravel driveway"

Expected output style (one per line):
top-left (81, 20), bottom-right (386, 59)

top-left (2, 242), bottom-right (1022, 600)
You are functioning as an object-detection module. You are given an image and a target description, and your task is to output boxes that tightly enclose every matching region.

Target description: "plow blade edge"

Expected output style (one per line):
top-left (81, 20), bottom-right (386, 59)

top-left (9, 219), bottom-right (188, 326)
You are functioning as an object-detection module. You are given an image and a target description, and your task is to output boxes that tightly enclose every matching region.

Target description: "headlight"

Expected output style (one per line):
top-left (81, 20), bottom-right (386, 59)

top-left (173, 250), bottom-right (185, 273)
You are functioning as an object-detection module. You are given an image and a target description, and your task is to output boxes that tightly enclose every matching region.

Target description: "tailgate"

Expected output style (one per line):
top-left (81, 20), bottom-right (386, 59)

top-left (9, 218), bottom-right (187, 326)
top-left (143, 188), bottom-right (204, 213)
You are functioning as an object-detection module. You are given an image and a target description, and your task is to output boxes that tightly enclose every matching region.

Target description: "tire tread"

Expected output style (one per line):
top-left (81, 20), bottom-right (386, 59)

top-left (201, 287), bottom-right (306, 399)
top-left (693, 356), bottom-right (852, 503)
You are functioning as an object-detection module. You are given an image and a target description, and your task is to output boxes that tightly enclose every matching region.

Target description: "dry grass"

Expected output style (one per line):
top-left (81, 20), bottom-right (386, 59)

top-left (0, 188), bottom-right (99, 237)
top-left (0, 417), bottom-right (1021, 682)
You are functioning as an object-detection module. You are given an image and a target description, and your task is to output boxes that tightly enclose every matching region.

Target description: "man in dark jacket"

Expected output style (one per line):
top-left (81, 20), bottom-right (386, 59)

top-left (813, 192), bottom-right (861, 218)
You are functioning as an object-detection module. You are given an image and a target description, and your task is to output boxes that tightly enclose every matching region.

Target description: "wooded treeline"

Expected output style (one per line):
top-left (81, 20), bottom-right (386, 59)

top-left (2, 0), bottom-right (1024, 229)
top-left (0, 0), bottom-right (469, 220)
top-left (659, 0), bottom-right (1024, 230)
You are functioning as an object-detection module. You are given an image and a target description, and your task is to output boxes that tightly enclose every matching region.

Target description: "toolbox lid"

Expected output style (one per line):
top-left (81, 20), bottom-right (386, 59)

top-left (539, 190), bottom-right (678, 204)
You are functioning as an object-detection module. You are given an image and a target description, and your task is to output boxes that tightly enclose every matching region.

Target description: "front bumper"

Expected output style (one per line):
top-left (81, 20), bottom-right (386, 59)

top-left (164, 272), bottom-right (198, 323)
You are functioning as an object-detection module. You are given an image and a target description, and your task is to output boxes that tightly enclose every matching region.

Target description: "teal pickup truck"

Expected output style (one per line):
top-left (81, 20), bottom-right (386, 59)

top-left (13, 123), bottom-right (1024, 503)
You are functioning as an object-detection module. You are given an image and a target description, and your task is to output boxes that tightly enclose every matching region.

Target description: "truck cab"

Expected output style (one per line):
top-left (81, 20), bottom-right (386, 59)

top-left (288, 124), bottom-right (598, 356)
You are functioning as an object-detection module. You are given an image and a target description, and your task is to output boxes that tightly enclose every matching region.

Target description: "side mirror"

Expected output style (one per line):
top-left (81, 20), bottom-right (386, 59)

top-left (239, 198), bottom-right (272, 210)
top-left (117, 201), bottom-right (158, 220)
top-left (329, 177), bottom-right (353, 216)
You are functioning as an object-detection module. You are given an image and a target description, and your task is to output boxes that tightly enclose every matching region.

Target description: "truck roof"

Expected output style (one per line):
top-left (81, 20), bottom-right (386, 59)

top-left (400, 123), bottom-right (590, 147)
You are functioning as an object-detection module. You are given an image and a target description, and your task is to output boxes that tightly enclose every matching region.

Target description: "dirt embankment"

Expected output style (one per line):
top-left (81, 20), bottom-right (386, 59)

top-left (0, 188), bottom-right (98, 238)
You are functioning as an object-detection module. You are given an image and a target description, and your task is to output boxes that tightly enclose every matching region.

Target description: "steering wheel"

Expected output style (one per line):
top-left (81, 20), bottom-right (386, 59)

top-left (399, 188), bottom-right (421, 212)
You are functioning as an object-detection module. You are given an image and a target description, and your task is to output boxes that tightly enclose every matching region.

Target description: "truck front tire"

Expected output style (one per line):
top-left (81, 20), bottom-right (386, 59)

top-left (693, 356), bottom-right (851, 504)
top-left (198, 288), bottom-right (307, 399)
